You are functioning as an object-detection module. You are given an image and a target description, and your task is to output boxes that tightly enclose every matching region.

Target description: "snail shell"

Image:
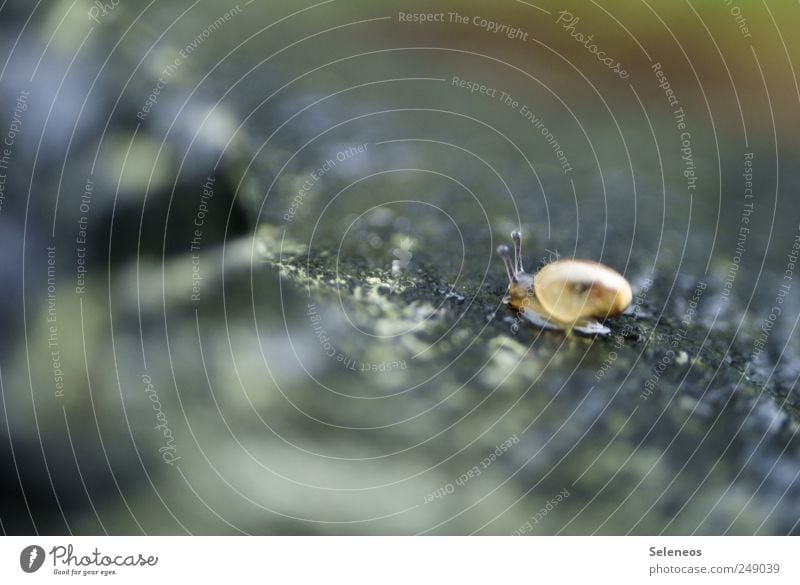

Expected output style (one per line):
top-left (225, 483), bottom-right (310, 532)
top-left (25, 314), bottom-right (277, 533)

top-left (534, 260), bottom-right (632, 324)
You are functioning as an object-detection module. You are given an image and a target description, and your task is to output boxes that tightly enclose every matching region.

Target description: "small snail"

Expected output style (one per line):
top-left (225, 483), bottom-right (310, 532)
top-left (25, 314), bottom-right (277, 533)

top-left (498, 230), bottom-right (632, 335)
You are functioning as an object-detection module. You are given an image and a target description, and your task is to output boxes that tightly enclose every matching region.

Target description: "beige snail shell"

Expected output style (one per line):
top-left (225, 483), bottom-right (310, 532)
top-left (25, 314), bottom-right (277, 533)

top-left (498, 230), bottom-right (632, 335)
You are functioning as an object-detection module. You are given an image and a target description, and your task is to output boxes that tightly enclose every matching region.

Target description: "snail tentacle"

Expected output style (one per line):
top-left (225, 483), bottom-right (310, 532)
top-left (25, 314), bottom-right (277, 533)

top-left (497, 245), bottom-right (517, 284)
top-left (511, 230), bottom-right (524, 273)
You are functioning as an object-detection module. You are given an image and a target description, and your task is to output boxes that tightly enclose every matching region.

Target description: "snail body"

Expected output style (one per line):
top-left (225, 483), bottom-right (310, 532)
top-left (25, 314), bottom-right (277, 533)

top-left (498, 231), bottom-right (632, 335)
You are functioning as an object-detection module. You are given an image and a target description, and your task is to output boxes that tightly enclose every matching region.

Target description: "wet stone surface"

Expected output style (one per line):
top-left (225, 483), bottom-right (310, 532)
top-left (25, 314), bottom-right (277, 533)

top-left (1, 0), bottom-right (799, 535)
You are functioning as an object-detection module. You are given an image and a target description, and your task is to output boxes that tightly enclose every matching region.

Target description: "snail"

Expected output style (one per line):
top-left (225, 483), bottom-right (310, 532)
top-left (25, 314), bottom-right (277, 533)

top-left (498, 230), bottom-right (632, 335)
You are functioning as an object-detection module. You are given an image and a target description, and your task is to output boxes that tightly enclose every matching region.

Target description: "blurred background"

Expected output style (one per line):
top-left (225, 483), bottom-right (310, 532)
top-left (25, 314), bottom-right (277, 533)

top-left (1, 0), bottom-right (799, 534)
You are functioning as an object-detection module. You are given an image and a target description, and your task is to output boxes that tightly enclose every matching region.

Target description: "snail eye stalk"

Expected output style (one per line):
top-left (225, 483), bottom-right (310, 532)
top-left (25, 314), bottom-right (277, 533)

top-left (511, 230), bottom-right (524, 273)
top-left (497, 245), bottom-right (517, 284)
